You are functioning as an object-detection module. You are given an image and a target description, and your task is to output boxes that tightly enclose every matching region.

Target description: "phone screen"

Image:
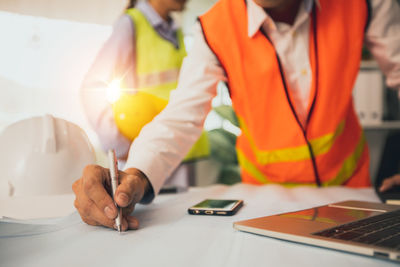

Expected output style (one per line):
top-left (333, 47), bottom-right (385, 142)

top-left (192, 199), bottom-right (239, 210)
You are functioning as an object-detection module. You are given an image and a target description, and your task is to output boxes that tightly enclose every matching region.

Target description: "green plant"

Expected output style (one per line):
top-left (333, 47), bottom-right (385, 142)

top-left (208, 104), bottom-right (241, 185)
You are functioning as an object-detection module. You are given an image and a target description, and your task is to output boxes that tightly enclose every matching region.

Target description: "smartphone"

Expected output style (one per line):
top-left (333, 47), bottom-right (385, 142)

top-left (188, 199), bottom-right (244, 216)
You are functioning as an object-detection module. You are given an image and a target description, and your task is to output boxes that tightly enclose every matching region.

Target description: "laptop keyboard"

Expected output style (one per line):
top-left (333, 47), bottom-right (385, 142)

top-left (313, 209), bottom-right (400, 251)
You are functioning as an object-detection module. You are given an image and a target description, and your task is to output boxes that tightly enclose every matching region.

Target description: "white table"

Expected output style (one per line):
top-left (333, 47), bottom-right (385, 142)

top-left (0, 184), bottom-right (397, 267)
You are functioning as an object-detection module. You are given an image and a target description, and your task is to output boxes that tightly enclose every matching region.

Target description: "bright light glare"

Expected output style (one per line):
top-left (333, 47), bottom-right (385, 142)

top-left (106, 79), bottom-right (122, 103)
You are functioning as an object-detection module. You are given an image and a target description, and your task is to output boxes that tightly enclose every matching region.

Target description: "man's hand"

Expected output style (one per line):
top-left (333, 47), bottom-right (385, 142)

top-left (72, 165), bottom-right (150, 231)
top-left (379, 174), bottom-right (400, 192)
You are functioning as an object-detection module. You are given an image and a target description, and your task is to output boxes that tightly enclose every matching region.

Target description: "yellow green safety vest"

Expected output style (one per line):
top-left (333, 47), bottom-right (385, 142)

top-left (113, 8), bottom-right (209, 161)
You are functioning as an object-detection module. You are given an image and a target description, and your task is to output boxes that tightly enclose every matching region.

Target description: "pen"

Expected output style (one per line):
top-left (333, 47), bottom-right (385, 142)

top-left (108, 149), bottom-right (122, 232)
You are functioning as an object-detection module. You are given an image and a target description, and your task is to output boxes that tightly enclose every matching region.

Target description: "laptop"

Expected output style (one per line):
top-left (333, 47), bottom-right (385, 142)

top-left (234, 200), bottom-right (400, 262)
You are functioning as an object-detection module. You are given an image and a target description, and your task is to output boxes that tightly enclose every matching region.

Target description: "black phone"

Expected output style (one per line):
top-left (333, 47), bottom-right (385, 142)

top-left (188, 199), bottom-right (244, 216)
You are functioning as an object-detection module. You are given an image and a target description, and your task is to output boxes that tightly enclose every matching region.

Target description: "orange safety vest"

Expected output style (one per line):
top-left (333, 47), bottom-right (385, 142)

top-left (199, 0), bottom-right (371, 187)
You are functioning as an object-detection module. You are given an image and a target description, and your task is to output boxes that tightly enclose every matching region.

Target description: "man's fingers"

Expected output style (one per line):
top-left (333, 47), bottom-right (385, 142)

top-left (126, 215), bottom-right (139, 230)
top-left (122, 204), bottom-right (135, 217)
top-left (74, 189), bottom-right (116, 229)
top-left (380, 176), bottom-right (394, 192)
top-left (73, 165), bottom-right (144, 231)
top-left (82, 165), bottom-right (117, 219)
top-left (115, 172), bottom-right (144, 207)
top-left (121, 204), bottom-right (138, 229)
top-left (379, 175), bottom-right (400, 192)
top-left (88, 205), bottom-right (120, 229)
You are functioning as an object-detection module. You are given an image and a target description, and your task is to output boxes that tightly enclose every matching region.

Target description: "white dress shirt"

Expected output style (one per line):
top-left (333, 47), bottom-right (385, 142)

top-left (83, 0), bottom-right (400, 197)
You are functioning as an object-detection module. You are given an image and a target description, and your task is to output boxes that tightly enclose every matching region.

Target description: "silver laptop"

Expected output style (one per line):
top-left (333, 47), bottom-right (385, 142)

top-left (234, 200), bottom-right (400, 262)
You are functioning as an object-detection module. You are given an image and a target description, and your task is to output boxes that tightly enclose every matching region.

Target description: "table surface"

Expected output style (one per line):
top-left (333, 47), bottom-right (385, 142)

top-left (0, 184), bottom-right (397, 267)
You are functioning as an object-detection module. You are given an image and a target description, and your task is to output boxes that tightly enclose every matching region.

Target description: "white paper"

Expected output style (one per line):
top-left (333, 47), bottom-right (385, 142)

top-left (0, 185), bottom-right (392, 267)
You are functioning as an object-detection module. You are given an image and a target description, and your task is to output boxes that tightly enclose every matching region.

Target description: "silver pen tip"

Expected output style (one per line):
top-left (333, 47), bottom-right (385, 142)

top-left (117, 225), bottom-right (122, 232)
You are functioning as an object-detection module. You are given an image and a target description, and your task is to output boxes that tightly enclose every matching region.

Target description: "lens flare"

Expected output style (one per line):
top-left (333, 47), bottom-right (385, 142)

top-left (106, 79), bottom-right (122, 103)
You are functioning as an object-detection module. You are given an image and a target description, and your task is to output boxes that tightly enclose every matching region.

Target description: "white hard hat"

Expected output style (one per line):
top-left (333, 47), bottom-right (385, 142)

top-left (0, 114), bottom-right (95, 197)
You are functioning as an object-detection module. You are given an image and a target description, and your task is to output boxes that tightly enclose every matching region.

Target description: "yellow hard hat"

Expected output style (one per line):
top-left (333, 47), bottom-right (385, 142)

top-left (112, 91), bottom-right (168, 141)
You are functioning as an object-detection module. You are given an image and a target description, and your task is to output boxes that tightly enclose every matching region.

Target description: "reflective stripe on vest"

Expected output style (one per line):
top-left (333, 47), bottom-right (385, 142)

top-left (239, 116), bottom-right (345, 164)
top-left (136, 69), bottom-right (180, 90)
top-left (237, 133), bottom-right (366, 187)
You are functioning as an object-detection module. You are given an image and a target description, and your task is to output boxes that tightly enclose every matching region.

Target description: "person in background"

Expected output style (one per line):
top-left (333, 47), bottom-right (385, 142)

top-left (81, 0), bottom-right (205, 163)
top-left (73, 0), bottom-right (400, 231)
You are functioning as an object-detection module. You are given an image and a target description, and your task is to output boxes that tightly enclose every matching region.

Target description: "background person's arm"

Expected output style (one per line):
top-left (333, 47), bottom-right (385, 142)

top-left (80, 15), bottom-right (136, 159)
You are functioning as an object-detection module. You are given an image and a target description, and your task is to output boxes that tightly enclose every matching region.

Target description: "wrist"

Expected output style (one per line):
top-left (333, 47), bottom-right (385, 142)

top-left (124, 168), bottom-right (154, 204)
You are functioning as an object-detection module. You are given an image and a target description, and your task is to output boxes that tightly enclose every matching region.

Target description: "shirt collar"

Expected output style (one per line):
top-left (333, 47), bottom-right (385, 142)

top-left (136, 1), bottom-right (178, 31)
top-left (247, 0), bottom-right (320, 38)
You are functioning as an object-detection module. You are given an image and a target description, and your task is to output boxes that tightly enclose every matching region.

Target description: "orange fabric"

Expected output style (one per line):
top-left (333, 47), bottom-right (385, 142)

top-left (200, 0), bottom-right (371, 187)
